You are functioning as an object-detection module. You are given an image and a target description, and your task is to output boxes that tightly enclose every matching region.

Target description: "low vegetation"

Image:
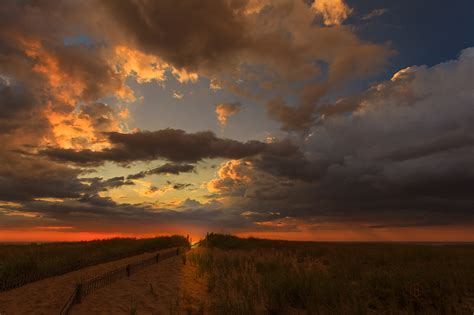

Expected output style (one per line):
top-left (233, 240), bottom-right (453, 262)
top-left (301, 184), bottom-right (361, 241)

top-left (0, 235), bottom-right (189, 291)
top-left (188, 234), bottom-right (474, 314)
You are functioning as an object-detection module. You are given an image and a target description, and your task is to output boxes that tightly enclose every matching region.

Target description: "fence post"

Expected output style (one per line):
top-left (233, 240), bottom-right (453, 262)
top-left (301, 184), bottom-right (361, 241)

top-left (126, 264), bottom-right (131, 277)
top-left (156, 253), bottom-right (160, 263)
top-left (75, 282), bottom-right (83, 304)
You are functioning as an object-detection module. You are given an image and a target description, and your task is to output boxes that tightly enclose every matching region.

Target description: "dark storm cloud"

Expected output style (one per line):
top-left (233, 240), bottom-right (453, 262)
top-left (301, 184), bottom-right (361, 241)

top-left (127, 163), bottom-right (195, 180)
top-left (378, 135), bottom-right (474, 162)
top-left (0, 153), bottom-right (138, 203)
top-left (78, 194), bottom-right (119, 208)
top-left (42, 129), bottom-right (268, 165)
top-left (0, 154), bottom-right (86, 202)
top-left (0, 195), bottom-right (250, 234)
top-left (251, 139), bottom-right (323, 182)
top-left (266, 98), bottom-right (319, 132)
top-left (82, 176), bottom-right (135, 192)
top-left (98, 0), bottom-right (248, 72)
top-left (0, 82), bottom-right (39, 133)
top-left (218, 49), bottom-right (474, 228)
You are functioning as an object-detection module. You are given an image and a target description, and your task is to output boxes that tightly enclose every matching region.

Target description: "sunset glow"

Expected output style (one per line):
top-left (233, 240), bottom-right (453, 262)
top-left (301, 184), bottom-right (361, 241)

top-left (0, 0), bottom-right (473, 243)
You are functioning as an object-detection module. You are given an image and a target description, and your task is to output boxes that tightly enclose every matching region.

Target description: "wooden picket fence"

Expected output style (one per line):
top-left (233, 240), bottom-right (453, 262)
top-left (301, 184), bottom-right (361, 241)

top-left (0, 271), bottom-right (41, 292)
top-left (0, 261), bottom-right (88, 292)
top-left (60, 247), bottom-right (182, 315)
top-left (0, 246), bottom-right (183, 292)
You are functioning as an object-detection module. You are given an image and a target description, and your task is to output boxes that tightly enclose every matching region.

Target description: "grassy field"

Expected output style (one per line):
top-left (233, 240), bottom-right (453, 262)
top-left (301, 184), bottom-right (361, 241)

top-left (0, 235), bottom-right (189, 291)
top-left (188, 234), bottom-right (474, 314)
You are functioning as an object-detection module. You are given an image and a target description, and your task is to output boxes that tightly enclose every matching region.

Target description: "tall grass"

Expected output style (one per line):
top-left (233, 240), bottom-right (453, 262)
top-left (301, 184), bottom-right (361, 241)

top-left (0, 235), bottom-right (189, 291)
top-left (188, 234), bottom-right (474, 314)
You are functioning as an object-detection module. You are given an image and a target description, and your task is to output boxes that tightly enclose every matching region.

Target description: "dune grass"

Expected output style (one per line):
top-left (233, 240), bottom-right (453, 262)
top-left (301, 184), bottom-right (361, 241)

top-left (0, 235), bottom-right (189, 291)
top-left (188, 234), bottom-right (474, 314)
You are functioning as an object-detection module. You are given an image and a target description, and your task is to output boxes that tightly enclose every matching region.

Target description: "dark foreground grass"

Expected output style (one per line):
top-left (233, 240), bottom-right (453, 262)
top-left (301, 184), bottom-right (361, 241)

top-left (188, 234), bottom-right (474, 314)
top-left (0, 235), bottom-right (188, 291)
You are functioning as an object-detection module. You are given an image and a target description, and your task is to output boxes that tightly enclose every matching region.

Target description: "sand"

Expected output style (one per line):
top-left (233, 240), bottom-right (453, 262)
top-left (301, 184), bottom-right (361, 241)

top-left (0, 248), bottom-right (207, 315)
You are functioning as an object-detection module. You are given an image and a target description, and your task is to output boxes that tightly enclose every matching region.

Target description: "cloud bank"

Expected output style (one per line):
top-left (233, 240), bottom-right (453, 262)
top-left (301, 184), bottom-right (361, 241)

top-left (0, 0), bottom-right (472, 240)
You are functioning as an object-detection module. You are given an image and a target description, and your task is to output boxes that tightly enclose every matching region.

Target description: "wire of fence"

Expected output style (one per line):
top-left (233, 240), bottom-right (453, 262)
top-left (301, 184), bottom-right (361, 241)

top-left (60, 247), bottom-right (183, 315)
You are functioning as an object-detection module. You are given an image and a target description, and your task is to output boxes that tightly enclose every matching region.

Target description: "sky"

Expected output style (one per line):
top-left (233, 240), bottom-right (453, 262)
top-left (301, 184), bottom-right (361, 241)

top-left (0, 0), bottom-right (473, 242)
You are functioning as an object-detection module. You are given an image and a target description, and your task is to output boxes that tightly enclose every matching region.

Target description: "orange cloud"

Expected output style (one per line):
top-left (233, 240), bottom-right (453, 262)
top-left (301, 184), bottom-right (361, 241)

top-left (311, 0), bottom-right (352, 26)
top-left (113, 45), bottom-right (168, 83)
top-left (45, 108), bottom-right (98, 150)
top-left (44, 103), bottom-right (124, 150)
top-left (21, 38), bottom-right (134, 105)
top-left (118, 108), bottom-right (130, 119)
top-left (21, 38), bottom-right (86, 106)
top-left (113, 45), bottom-right (198, 84)
top-left (13, 38), bottom-right (134, 151)
top-left (209, 79), bottom-right (222, 91)
top-left (215, 102), bottom-right (242, 126)
top-left (207, 159), bottom-right (252, 193)
top-left (171, 67), bottom-right (198, 83)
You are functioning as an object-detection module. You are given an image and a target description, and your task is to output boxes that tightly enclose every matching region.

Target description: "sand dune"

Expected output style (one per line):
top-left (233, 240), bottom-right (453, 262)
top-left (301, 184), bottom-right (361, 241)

top-left (0, 248), bottom-right (206, 315)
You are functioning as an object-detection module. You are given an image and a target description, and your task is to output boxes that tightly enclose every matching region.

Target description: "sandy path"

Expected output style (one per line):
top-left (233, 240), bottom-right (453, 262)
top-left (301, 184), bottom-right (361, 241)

top-left (0, 247), bottom-right (205, 315)
top-left (71, 248), bottom-right (207, 315)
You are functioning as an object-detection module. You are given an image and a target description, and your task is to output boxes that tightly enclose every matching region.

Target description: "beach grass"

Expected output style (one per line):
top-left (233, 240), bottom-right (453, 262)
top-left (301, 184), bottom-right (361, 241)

top-left (0, 235), bottom-right (189, 291)
top-left (188, 233), bottom-right (474, 314)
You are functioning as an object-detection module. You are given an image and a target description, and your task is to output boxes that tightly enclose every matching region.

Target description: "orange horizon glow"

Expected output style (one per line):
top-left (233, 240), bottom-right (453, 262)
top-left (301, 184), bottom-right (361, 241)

top-left (0, 224), bottom-right (206, 244)
top-left (1, 225), bottom-right (473, 243)
top-left (235, 225), bottom-right (474, 242)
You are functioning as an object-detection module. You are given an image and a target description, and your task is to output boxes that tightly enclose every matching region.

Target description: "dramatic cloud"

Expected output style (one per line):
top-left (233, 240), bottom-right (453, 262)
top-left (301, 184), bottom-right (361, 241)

top-left (112, 45), bottom-right (168, 84)
top-left (215, 102), bottom-right (242, 126)
top-left (0, 0), bottom-right (391, 134)
top-left (0, 81), bottom-right (41, 134)
top-left (47, 102), bottom-right (125, 150)
top-left (207, 160), bottom-right (253, 194)
top-left (208, 48), bottom-right (474, 228)
top-left (94, 0), bottom-right (391, 131)
top-left (127, 163), bottom-right (195, 180)
top-left (0, 155), bottom-right (86, 202)
top-left (81, 176), bottom-right (135, 192)
top-left (0, 0), bottom-right (471, 240)
top-left (42, 129), bottom-right (268, 165)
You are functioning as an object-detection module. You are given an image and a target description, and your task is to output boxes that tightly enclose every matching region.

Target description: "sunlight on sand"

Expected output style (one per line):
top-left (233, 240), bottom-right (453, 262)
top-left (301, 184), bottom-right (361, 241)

top-left (0, 248), bottom-right (208, 314)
